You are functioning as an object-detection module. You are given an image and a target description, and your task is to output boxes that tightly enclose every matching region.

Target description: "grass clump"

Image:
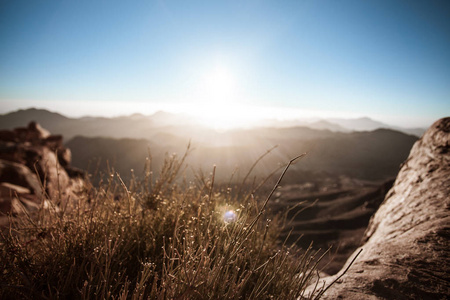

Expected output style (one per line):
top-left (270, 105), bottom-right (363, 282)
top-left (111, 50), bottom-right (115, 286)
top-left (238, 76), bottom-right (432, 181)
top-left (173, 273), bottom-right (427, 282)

top-left (1, 148), bottom-right (329, 299)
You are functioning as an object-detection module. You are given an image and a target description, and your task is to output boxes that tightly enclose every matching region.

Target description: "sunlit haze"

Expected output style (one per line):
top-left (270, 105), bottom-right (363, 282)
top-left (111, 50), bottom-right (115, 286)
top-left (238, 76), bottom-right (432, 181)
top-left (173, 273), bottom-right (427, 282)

top-left (1, 1), bottom-right (449, 128)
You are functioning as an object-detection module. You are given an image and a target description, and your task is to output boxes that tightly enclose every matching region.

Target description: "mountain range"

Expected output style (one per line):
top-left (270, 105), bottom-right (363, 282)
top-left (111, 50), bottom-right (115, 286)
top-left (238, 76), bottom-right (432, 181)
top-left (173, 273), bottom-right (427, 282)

top-left (0, 108), bottom-right (425, 140)
top-left (0, 108), bottom-right (419, 184)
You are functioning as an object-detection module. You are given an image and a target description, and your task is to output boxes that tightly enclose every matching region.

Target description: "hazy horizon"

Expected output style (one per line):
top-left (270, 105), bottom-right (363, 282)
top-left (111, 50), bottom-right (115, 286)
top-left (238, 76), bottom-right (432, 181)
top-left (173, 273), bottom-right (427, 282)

top-left (0, 102), bottom-right (435, 131)
top-left (1, 1), bottom-right (449, 129)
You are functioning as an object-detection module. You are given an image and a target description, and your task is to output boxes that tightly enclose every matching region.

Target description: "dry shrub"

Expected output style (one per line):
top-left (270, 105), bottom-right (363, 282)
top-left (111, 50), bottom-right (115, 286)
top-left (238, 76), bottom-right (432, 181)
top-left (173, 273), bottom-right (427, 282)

top-left (1, 147), bottom-right (333, 299)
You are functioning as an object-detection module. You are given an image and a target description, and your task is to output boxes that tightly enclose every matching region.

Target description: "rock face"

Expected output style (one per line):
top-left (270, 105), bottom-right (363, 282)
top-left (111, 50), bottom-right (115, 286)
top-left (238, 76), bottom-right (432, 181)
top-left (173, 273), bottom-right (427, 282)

top-left (0, 122), bottom-right (85, 222)
top-left (314, 118), bottom-right (450, 299)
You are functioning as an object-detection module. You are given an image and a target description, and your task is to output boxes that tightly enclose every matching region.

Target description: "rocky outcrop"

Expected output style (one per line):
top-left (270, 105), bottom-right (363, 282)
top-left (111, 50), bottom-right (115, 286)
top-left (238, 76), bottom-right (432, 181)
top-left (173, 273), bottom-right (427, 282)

top-left (0, 122), bottom-right (85, 221)
top-left (311, 118), bottom-right (450, 299)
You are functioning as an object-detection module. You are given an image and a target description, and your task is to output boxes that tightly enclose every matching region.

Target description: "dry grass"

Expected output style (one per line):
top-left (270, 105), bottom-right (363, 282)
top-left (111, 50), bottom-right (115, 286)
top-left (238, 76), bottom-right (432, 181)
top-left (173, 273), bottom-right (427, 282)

top-left (0, 147), bottom-right (334, 299)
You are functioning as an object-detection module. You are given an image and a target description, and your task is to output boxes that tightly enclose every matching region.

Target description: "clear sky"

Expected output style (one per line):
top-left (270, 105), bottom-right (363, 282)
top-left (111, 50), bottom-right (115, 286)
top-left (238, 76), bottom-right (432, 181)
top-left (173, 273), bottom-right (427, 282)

top-left (0, 0), bottom-right (449, 128)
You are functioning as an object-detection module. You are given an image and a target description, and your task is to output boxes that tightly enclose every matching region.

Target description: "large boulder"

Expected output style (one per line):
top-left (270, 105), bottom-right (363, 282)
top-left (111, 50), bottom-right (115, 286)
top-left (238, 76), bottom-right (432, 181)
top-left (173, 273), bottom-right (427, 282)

top-left (312, 118), bottom-right (450, 299)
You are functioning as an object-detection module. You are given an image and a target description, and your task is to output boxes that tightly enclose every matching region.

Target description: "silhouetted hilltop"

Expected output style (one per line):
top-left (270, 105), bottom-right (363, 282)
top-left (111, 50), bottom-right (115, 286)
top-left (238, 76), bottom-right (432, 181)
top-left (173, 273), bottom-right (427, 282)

top-left (0, 108), bottom-right (71, 132)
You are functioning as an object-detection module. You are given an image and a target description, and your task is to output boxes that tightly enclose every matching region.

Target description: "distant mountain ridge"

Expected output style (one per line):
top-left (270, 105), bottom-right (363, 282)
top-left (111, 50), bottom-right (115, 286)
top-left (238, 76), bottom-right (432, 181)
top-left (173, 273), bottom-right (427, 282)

top-left (328, 117), bottom-right (388, 131)
top-left (0, 108), bottom-right (426, 139)
top-left (0, 108), bottom-right (419, 183)
top-left (258, 116), bottom-right (425, 136)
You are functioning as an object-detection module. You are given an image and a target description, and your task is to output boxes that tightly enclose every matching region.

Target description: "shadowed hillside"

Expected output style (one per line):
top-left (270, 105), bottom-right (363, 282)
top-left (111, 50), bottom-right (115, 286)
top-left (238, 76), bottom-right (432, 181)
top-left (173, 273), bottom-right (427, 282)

top-left (66, 127), bottom-right (417, 184)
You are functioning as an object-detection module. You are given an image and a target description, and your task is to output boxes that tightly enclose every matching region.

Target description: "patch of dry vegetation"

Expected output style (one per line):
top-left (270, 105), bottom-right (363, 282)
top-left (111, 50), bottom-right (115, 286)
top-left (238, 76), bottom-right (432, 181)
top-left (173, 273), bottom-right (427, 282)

top-left (1, 147), bottom-right (331, 299)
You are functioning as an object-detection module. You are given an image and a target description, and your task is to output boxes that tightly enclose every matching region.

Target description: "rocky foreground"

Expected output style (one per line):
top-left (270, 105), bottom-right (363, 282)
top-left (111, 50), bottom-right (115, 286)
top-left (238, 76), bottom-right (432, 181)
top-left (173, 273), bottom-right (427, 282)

top-left (0, 122), bottom-right (86, 226)
top-left (311, 117), bottom-right (450, 299)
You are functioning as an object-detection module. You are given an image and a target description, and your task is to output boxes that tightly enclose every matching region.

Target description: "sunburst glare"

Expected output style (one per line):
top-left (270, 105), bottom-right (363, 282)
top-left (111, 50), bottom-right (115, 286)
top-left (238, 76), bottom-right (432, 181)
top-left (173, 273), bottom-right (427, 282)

top-left (187, 60), bottom-right (253, 130)
top-left (204, 64), bottom-right (236, 98)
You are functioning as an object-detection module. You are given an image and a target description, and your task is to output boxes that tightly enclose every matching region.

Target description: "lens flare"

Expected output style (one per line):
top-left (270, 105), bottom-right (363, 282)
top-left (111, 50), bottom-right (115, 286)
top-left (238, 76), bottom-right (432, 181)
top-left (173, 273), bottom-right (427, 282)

top-left (223, 210), bottom-right (237, 223)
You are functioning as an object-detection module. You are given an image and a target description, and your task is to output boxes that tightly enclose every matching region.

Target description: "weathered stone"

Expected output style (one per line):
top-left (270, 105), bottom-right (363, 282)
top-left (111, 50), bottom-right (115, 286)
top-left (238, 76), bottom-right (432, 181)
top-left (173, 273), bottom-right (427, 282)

top-left (0, 198), bottom-right (13, 215)
top-left (11, 197), bottom-right (40, 214)
top-left (28, 147), bottom-right (70, 204)
top-left (310, 118), bottom-right (450, 299)
top-left (27, 121), bottom-right (51, 140)
top-left (0, 182), bottom-right (31, 195)
top-left (0, 141), bottom-right (24, 164)
top-left (57, 147), bottom-right (72, 167)
top-left (0, 159), bottom-right (41, 195)
top-left (0, 130), bottom-right (17, 142)
top-left (0, 192), bottom-right (40, 215)
top-left (0, 122), bottom-right (87, 220)
top-left (1, 124), bottom-right (81, 179)
top-left (10, 122), bottom-right (51, 144)
top-left (65, 166), bottom-right (85, 178)
top-left (44, 134), bottom-right (63, 149)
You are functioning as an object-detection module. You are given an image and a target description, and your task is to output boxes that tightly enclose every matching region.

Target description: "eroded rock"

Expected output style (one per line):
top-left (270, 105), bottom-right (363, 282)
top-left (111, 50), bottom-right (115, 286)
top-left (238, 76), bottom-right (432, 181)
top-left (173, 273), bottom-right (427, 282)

top-left (310, 118), bottom-right (450, 299)
top-left (0, 159), bottom-right (42, 195)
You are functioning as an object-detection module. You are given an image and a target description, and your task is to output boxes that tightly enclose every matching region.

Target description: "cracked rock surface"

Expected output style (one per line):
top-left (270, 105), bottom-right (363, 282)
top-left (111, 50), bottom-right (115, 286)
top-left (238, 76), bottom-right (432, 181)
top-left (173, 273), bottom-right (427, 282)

top-left (312, 118), bottom-right (450, 299)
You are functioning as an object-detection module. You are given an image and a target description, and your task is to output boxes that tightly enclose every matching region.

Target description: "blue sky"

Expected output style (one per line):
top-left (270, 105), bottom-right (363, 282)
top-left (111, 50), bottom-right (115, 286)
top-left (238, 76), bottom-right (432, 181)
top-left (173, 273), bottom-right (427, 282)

top-left (0, 0), bottom-right (449, 127)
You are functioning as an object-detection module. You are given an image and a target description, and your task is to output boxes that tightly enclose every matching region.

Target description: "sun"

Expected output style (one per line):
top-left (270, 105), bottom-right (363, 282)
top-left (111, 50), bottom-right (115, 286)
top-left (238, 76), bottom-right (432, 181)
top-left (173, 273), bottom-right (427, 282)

top-left (182, 59), bottom-right (263, 130)
top-left (187, 62), bottom-right (249, 129)
top-left (204, 64), bottom-right (235, 98)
